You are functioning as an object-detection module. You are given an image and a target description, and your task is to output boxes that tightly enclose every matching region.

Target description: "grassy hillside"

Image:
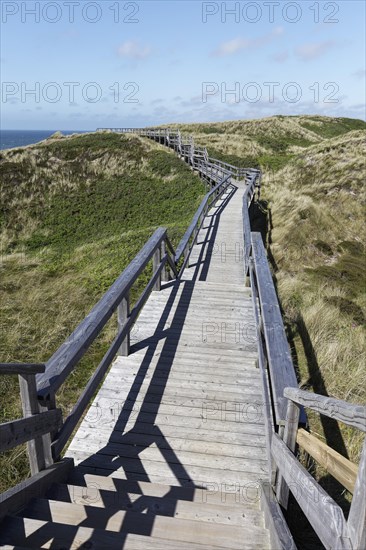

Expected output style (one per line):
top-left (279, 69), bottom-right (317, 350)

top-left (265, 130), bottom-right (366, 455)
top-left (162, 115), bottom-right (366, 171)
top-left (0, 131), bottom-right (205, 491)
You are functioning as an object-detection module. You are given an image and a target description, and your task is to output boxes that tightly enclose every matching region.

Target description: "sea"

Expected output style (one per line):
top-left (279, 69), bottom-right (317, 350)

top-left (0, 130), bottom-right (86, 150)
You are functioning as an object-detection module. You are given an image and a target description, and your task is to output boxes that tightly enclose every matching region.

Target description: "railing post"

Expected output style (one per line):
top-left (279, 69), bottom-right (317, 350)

top-left (276, 398), bottom-right (300, 509)
top-left (118, 291), bottom-right (130, 356)
top-left (347, 438), bottom-right (366, 550)
top-left (18, 374), bottom-right (53, 475)
top-left (153, 246), bottom-right (162, 291)
top-left (161, 240), bottom-right (168, 283)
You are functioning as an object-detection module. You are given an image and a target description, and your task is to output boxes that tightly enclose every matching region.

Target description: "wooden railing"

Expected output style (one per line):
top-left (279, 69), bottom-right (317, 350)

top-left (0, 138), bottom-right (234, 477)
top-left (0, 364), bottom-right (61, 475)
top-left (241, 166), bottom-right (366, 548)
top-left (97, 127), bottom-right (252, 180)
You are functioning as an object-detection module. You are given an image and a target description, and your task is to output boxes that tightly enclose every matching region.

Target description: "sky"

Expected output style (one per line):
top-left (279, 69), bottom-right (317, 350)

top-left (1, 0), bottom-right (365, 129)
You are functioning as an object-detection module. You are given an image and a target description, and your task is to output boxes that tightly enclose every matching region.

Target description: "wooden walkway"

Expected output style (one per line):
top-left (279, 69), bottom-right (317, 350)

top-left (58, 180), bottom-right (271, 548)
top-left (3, 129), bottom-right (363, 549)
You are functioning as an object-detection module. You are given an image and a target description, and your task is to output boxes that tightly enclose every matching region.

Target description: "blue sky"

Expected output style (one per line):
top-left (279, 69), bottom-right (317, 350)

top-left (1, 0), bottom-right (365, 129)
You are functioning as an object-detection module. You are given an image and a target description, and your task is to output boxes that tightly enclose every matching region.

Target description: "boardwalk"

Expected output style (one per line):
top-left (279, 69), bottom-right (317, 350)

top-left (1, 128), bottom-right (364, 550)
top-left (62, 180), bottom-right (271, 548)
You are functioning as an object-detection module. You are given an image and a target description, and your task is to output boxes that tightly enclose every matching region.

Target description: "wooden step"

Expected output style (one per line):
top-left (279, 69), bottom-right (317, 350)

top-left (0, 516), bottom-right (230, 549)
top-left (17, 499), bottom-right (269, 549)
top-left (47, 483), bottom-right (264, 526)
top-left (66, 471), bottom-right (264, 508)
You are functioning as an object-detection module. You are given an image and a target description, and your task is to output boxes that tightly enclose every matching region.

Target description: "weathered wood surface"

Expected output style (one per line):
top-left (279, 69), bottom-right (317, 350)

top-left (296, 428), bottom-right (358, 493)
top-left (0, 408), bottom-right (62, 453)
top-left (284, 387), bottom-right (366, 432)
top-left (347, 437), bottom-right (366, 550)
top-left (276, 399), bottom-right (300, 509)
top-left (0, 458), bottom-right (73, 521)
top-left (0, 364), bottom-right (45, 375)
top-left (18, 374), bottom-right (53, 475)
top-left (251, 232), bottom-right (299, 425)
top-left (36, 227), bottom-right (167, 399)
top-left (271, 433), bottom-right (352, 549)
top-left (18, 498), bottom-right (269, 549)
top-left (260, 482), bottom-right (297, 550)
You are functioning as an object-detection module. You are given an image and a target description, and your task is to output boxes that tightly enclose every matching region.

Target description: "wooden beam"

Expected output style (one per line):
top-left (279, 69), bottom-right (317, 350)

top-left (18, 375), bottom-right (48, 475)
top-left (347, 438), bottom-right (366, 550)
top-left (0, 458), bottom-right (74, 521)
top-left (251, 233), bottom-right (299, 425)
top-left (271, 433), bottom-right (352, 549)
top-left (284, 387), bottom-right (366, 432)
top-left (260, 482), bottom-right (297, 549)
top-left (0, 409), bottom-right (62, 453)
top-left (276, 400), bottom-right (300, 509)
top-left (117, 293), bottom-right (130, 357)
top-left (296, 428), bottom-right (358, 494)
top-left (0, 364), bottom-right (45, 375)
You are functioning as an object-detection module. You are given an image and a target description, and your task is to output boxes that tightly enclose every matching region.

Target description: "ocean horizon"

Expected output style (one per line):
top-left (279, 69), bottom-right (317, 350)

top-left (0, 129), bottom-right (86, 150)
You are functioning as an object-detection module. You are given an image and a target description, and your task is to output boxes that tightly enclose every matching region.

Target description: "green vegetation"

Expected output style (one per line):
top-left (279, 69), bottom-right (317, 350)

top-left (164, 115), bottom-right (366, 172)
top-left (0, 131), bottom-right (205, 491)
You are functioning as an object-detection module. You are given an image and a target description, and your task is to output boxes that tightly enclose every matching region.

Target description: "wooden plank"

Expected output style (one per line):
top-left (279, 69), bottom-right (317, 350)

top-left (284, 387), bottom-right (366, 432)
top-left (0, 409), bottom-right (62, 453)
top-left (74, 421), bottom-right (265, 448)
top-left (0, 458), bottom-right (73, 521)
top-left (48, 484), bottom-right (263, 526)
top-left (66, 470), bottom-right (260, 507)
top-left (347, 437), bottom-right (366, 550)
top-left (66, 437), bottom-right (267, 467)
top-left (36, 227), bottom-right (167, 399)
top-left (0, 364), bottom-right (45, 375)
top-left (251, 232), bottom-right (298, 425)
top-left (296, 428), bottom-right (358, 493)
top-left (260, 482), bottom-right (297, 550)
top-left (271, 433), bottom-right (352, 549)
top-left (19, 498), bottom-right (269, 549)
top-left (276, 400), bottom-right (300, 508)
top-left (0, 517), bottom-right (230, 550)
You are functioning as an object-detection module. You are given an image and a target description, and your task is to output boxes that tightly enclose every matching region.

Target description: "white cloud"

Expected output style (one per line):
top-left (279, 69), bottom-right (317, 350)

top-left (213, 27), bottom-right (284, 57)
top-left (117, 41), bottom-right (151, 60)
top-left (271, 50), bottom-right (289, 63)
top-left (295, 40), bottom-right (336, 61)
top-left (352, 69), bottom-right (366, 79)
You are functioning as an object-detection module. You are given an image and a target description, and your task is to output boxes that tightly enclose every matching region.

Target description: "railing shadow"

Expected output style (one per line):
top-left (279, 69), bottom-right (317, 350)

top-left (43, 184), bottom-right (237, 547)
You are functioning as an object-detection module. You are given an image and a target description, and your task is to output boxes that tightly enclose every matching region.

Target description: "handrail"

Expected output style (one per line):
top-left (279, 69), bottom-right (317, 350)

top-left (36, 227), bottom-right (168, 400)
top-left (284, 387), bottom-right (366, 432)
top-left (276, 388), bottom-right (366, 549)
top-left (0, 364), bottom-right (45, 375)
